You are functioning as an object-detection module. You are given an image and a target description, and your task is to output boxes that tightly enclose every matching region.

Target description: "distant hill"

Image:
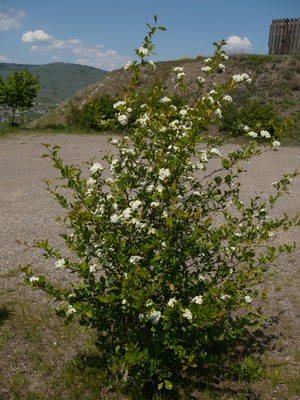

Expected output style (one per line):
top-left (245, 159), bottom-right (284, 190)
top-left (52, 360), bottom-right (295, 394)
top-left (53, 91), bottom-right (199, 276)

top-left (36, 53), bottom-right (300, 141)
top-left (0, 62), bottom-right (107, 122)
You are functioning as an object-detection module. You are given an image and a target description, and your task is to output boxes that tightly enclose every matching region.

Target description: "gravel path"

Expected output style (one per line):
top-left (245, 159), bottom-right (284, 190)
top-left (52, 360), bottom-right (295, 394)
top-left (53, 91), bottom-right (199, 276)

top-left (1, 132), bottom-right (299, 273)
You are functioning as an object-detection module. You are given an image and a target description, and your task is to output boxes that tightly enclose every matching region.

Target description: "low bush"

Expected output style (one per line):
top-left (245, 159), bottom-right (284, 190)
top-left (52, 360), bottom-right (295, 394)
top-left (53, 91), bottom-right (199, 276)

top-left (66, 95), bottom-right (117, 130)
top-left (220, 99), bottom-right (282, 138)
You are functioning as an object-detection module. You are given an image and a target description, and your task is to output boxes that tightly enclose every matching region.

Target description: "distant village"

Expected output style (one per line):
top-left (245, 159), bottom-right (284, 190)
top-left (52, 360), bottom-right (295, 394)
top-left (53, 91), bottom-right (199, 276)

top-left (0, 102), bottom-right (58, 124)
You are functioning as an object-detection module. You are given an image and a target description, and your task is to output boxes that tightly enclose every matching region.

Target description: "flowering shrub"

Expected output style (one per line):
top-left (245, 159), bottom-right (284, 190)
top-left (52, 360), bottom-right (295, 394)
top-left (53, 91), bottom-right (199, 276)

top-left (24, 17), bottom-right (299, 395)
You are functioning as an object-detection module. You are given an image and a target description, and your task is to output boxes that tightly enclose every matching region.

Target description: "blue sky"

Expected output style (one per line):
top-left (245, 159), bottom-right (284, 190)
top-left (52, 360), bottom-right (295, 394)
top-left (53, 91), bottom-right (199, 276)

top-left (0, 1), bottom-right (299, 70)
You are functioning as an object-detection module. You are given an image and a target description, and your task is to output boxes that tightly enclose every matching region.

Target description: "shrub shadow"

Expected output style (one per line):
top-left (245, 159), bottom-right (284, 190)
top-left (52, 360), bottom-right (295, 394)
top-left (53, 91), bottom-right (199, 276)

top-left (0, 306), bottom-right (11, 326)
top-left (66, 316), bottom-right (281, 399)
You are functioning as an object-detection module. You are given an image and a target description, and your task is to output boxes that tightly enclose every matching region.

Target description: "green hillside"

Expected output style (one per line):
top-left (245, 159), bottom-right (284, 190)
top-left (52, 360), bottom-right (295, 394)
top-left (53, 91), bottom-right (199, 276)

top-left (0, 62), bottom-right (107, 106)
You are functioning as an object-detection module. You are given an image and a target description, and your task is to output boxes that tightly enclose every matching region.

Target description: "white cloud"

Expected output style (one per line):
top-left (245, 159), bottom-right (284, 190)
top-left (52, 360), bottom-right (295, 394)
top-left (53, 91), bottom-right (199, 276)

top-left (21, 29), bottom-right (130, 70)
top-left (0, 54), bottom-right (11, 62)
top-left (21, 29), bottom-right (54, 43)
top-left (224, 35), bottom-right (252, 53)
top-left (71, 45), bottom-right (129, 71)
top-left (0, 7), bottom-right (26, 31)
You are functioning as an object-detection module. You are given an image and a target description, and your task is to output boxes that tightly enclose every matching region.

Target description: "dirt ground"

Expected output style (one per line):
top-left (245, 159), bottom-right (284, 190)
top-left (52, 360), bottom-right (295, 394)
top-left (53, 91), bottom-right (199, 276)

top-left (0, 132), bottom-right (300, 399)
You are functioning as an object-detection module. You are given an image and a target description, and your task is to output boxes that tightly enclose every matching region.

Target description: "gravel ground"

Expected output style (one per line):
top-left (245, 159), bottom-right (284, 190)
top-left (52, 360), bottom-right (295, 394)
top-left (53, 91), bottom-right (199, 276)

top-left (0, 132), bottom-right (299, 398)
top-left (1, 133), bottom-right (299, 269)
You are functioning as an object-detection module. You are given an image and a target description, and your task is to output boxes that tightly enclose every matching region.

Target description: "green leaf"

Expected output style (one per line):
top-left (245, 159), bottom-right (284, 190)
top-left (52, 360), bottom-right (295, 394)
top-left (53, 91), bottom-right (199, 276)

top-left (96, 295), bottom-right (112, 303)
top-left (22, 264), bottom-right (32, 275)
top-left (85, 309), bottom-right (93, 318)
top-left (164, 380), bottom-right (173, 390)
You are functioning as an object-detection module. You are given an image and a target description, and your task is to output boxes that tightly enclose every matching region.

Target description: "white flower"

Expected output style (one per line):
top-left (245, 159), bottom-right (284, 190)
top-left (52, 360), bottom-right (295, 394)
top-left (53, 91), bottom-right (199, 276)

top-left (131, 200), bottom-right (142, 210)
top-left (215, 108), bottom-right (222, 118)
top-left (111, 138), bottom-right (119, 145)
top-left (173, 66), bottom-right (184, 72)
top-left (148, 310), bottom-right (161, 324)
top-left (66, 304), bottom-right (76, 316)
top-left (197, 76), bottom-right (205, 84)
top-left (220, 294), bottom-right (230, 301)
top-left (146, 184), bottom-right (155, 193)
top-left (218, 63), bottom-right (225, 71)
top-left (176, 72), bottom-right (186, 79)
top-left (210, 148), bottom-right (221, 156)
top-left (55, 259), bottom-right (65, 269)
top-left (182, 308), bottom-right (193, 320)
top-left (243, 125), bottom-right (250, 132)
top-left (118, 114), bottom-right (128, 126)
top-left (148, 227), bottom-right (156, 235)
top-left (232, 74), bottom-right (244, 83)
top-left (272, 140), bottom-right (280, 147)
top-left (138, 313), bottom-right (145, 321)
top-left (137, 113), bottom-right (150, 127)
top-left (138, 46), bottom-right (150, 56)
top-left (113, 100), bottom-right (126, 109)
top-left (110, 214), bottom-right (119, 223)
top-left (87, 177), bottom-right (96, 187)
top-left (110, 158), bottom-right (119, 171)
top-left (122, 299), bottom-right (127, 305)
top-left (124, 61), bottom-right (132, 70)
top-left (150, 201), bottom-right (160, 208)
top-left (223, 95), bottom-right (233, 102)
top-left (121, 148), bottom-right (135, 155)
top-left (90, 163), bottom-right (104, 174)
top-left (29, 276), bottom-right (39, 283)
top-left (167, 298), bottom-right (177, 308)
top-left (159, 96), bottom-right (171, 103)
top-left (241, 73), bottom-right (250, 80)
top-left (129, 255), bottom-right (142, 264)
top-left (191, 295), bottom-right (203, 305)
top-left (260, 130), bottom-right (271, 138)
top-left (244, 295), bottom-right (252, 304)
top-left (202, 66), bottom-right (212, 73)
top-left (242, 73), bottom-right (252, 83)
top-left (156, 184), bottom-right (164, 193)
top-left (204, 57), bottom-right (212, 63)
top-left (200, 150), bottom-right (208, 162)
top-left (179, 109), bottom-right (188, 117)
top-left (122, 208), bottom-right (132, 220)
top-left (158, 168), bottom-right (171, 180)
top-left (148, 60), bottom-right (156, 69)
top-left (232, 73), bottom-right (251, 83)
top-left (248, 131), bottom-right (258, 138)
top-left (89, 264), bottom-right (98, 273)
top-left (221, 53), bottom-right (229, 60)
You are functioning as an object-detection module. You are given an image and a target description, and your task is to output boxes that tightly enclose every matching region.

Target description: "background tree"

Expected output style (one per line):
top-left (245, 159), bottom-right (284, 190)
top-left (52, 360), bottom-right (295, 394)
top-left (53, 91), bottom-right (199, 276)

top-left (0, 70), bottom-right (40, 125)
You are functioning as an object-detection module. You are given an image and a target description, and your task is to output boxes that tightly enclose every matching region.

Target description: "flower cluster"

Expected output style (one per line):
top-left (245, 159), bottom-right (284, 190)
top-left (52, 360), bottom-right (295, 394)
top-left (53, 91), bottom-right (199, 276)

top-left (232, 73), bottom-right (252, 84)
